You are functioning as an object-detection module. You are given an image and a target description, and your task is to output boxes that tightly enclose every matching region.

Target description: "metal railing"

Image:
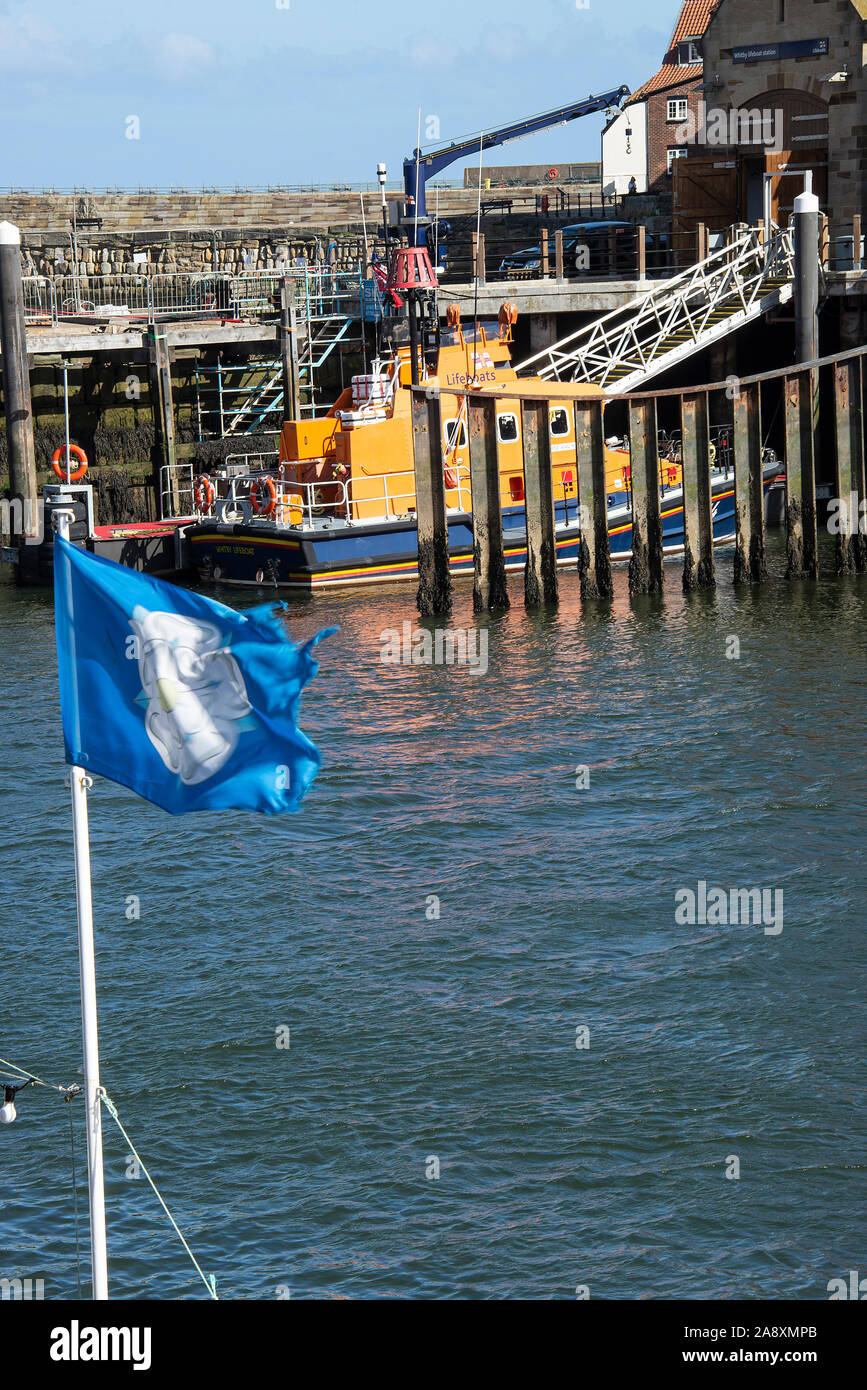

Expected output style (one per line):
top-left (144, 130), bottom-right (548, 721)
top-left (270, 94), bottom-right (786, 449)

top-left (517, 226), bottom-right (796, 393)
top-left (22, 276), bottom-right (56, 319)
top-left (210, 463), bottom-right (472, 528)
top-left (24, 264), bottom-right (364, 325)
top-left (159, 462), bottom-right (194, 520)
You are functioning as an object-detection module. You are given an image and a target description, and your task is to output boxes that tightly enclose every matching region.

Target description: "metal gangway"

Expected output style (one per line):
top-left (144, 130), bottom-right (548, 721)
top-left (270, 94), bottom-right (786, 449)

top-left (516, 225), bottom-right (795, 394)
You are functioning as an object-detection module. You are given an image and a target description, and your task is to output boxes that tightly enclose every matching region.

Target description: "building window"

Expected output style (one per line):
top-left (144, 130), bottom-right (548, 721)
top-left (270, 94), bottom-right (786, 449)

top-left (667, 98), bottom-right (688, 122)
top-left (778, 0), bottom-right (785, 20)
top-left (667, 147), bottom-right (688, 173)
top-left (677, 39), bottom-right (702, 65)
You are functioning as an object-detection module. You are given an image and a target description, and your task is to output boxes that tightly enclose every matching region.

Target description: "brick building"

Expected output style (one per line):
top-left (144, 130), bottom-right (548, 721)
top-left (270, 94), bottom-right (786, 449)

top-left (673, 0), bottom-right (867, 260)
top-left (602, 0), bottom-right (717, 196)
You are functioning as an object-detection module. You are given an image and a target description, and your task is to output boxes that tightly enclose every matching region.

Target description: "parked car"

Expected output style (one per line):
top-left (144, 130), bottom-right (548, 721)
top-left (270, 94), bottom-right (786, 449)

top-left (498, 221), bottom-right (666, 277)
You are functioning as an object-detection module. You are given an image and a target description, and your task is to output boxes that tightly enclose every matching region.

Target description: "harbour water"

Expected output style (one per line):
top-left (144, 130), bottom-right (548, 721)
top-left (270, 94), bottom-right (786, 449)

top-left (1, 536), bottom-right (865, 1300)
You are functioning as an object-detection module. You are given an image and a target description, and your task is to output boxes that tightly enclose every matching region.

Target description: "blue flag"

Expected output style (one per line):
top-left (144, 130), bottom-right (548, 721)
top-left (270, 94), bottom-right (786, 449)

top-left (54, 536), bottom-right (333, 815)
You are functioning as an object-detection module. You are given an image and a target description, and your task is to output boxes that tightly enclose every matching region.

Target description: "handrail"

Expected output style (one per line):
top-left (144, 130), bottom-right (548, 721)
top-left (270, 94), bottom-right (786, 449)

top-left (516, 227), bottom-right (795, 388)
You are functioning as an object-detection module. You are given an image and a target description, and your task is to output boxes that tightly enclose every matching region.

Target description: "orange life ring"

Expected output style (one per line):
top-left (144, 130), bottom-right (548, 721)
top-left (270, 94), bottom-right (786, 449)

top-left (250, 475), bottom-right (277, 517)
top-left (194, 474), bottom-right (215, 512)
top-left (52, 444), bottom-right (88, 482)
top-left (547, 168), bottom-right (559, 181)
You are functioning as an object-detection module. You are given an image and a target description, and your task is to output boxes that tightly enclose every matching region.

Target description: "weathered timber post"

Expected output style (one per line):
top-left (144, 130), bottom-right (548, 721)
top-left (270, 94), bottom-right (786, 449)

top-left (833, 357), bottom-right (865, 575)
top-left (681, 392), bottom-right (715, 590)
top-left (541, 229), bottom-right (549, 278)
top-left (555, 231), bottom-right (564, 281)
top-left (411, 387), bottom-right (452, 617)
top-left (627, 396), bottom-right (663, 595)
top-left (853, 214), bottom-right (862, 273)
top-left (574, 399), bottom-right (613, 599)
top-left (146, 326), bottom-right (179, 518)
top-left (468, 394), bottom-right (509, 612)
top-left (732, 381), bottom-right (767, 584)
top-left (0, 220), bottom-right (38, 539)
top-left (521, 397), bottom-right (558, 607)
top-left (636, 226), bottom-right (646, 280)
top-left (784, 368), bottom-right (819, 580)
top-left (279, 276), bottom-right (301, 422)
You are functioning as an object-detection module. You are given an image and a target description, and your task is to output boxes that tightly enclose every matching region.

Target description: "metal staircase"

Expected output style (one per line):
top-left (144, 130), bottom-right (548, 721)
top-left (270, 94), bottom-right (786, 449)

top-left (517, 226), bottom-right (795, 394)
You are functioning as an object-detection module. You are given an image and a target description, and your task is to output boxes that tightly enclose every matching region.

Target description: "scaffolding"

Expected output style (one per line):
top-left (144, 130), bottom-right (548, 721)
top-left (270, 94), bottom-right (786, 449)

top-left (193, 263), bottom-right (368, 435)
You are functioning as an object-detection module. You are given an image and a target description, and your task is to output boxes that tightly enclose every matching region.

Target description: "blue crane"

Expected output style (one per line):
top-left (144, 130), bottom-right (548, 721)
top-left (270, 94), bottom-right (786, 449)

top-left (402, 86), bottom-right (630, 242)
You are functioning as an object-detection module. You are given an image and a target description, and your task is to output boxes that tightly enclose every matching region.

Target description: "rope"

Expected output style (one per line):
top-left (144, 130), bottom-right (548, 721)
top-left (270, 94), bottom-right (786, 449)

top-left (0, 1054), bottom-right (84, 1294)
top-left (99, 1089), bottom-right (218, 1301)
top-left (0, 1055), bottom-right (77, 1094)
top-left (66, 1097), bottom-right (84, 1298)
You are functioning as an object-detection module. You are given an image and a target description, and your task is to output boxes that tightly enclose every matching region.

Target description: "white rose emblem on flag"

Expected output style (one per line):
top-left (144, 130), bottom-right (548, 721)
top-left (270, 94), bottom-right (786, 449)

top-left (130, 604), bottom-right (253, 785)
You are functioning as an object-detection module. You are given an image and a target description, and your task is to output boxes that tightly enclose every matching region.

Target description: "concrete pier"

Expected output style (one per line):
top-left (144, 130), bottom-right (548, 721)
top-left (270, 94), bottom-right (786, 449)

top-left (784, 369), bottom-right (819, 581)
top-left (411, 389), bottom-right (452, 617)
top-left (520, 399), bottom-right (558, 607)
top-left (0, 221), bottom-right (38, 538)
top-left (732, 382), bottom-right (767, 585)
top-left (627, 397), bottom-right (663, 595)
top-left (468, 397), bottom-right (510, 613)
top-left (680, 393), bottom-right (715, 591)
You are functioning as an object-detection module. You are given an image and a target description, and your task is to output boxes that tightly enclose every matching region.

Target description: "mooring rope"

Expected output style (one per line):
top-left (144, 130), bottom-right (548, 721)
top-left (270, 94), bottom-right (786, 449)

top-left (99, 1089), bottom-right (219, 1301)
top-left (1, 1055), bottom-right (217, 1300)
top-left (0, 1054), bottom-right (77, 1093)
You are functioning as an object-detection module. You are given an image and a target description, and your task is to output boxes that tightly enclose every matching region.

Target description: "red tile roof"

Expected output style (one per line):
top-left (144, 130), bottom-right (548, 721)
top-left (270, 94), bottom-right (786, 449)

top-left (627, 0), bottom-right (719, 106)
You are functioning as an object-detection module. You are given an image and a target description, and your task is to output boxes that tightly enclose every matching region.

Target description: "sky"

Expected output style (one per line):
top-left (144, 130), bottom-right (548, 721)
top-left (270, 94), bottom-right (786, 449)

top-left (0, 0), bottom-right (681, 188)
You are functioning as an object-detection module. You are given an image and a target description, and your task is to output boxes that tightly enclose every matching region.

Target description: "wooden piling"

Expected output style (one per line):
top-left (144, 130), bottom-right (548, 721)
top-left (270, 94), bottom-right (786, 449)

top-left (541, 230), bottom-right (549, 278)
top-left (784, 369), bottom-right (819, 580)
top-left (732, 381), bottom-right (767, 584)
top-left (574, 401), bottom-right (613, 599)
top-left (637, 226), bottom-right (646, 280)
top-left (627, 396), bottom-right (663, 595)
top-left (554, 231), bottom-right (564, 281)
top-left (521, 398), bottom-right (558, 607)
top-left (468, 395), bottom-right (509, 612)
top-left (833, 357), bottom-right (865, 574)
top-left (0, 220), bottom-right (38, 539)
top-left (411, 388), bottom-right (452, 617)
top-left (279, 277), bottom-right (301, 422)
top-left (146, 326), bottom-right (178, 516)
top-left (680, 393), bottom-right (715, 590)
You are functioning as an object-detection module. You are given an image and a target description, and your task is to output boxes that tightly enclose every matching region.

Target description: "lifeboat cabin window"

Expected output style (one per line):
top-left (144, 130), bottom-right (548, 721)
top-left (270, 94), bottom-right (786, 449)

top-left (444, 418), bottom-right (468, 451)
top-left (497, 412), bottom-right (520, 444)
top-left (550, 408), bottom-right (571, 437)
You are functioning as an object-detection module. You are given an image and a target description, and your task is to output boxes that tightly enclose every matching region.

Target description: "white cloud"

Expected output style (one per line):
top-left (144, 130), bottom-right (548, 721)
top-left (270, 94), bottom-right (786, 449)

top-left (156, 33), bottom-right (216, 81)
top-left (0, 13), bottom-right (69, 68)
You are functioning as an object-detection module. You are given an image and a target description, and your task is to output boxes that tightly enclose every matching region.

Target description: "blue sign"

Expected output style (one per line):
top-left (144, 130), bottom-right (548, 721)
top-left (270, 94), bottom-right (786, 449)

top-left (733, 38), bottom-right (829, 64)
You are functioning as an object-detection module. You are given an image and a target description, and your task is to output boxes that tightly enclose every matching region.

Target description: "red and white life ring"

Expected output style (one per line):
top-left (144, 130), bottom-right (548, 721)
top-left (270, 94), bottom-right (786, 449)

top-left (194, 474), bottom-right (215, 512)
top-left (547, 168), bottom-right (559, 181)
top-left (250, 476), bottom-right (277, 517)
top-left (52, 444), bottom-right (88, 482)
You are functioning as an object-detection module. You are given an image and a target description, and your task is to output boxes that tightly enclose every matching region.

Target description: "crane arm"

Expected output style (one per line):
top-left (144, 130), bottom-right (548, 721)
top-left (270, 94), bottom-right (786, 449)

top-left (403, 86), bottom-right (629, 232)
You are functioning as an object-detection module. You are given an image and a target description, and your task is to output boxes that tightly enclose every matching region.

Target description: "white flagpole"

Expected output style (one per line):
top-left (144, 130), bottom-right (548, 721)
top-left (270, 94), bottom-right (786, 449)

top-left (53, 508), bottom-right (109, 1301)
